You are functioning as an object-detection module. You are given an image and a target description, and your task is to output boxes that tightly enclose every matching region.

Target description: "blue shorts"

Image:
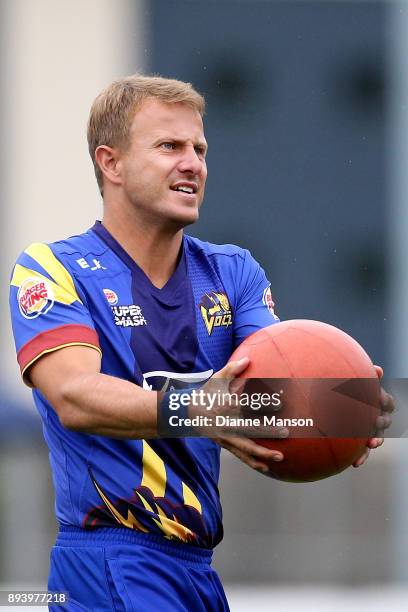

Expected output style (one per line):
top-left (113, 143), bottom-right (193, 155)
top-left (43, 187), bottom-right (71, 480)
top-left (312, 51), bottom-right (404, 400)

top-left (48, 527), bottom-right (229, 612)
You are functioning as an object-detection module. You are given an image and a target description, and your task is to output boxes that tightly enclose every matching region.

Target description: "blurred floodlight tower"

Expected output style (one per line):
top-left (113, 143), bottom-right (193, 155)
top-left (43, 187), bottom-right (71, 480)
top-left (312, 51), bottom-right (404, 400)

top-left (1, 0), bottom-right (146, 401)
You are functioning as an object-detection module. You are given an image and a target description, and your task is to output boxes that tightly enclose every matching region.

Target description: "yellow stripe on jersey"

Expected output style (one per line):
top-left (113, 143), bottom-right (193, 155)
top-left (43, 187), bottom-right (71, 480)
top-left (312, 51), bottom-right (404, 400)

top-left (182, 482), bottom-right (202, 514)
top-left (141, 441), bottom-right (166, 498)
top-left (24, 243), bottom-right (79, 300)
top-left (10, 265), bottom-right (81, 305)
top-left (141, 441), bottom-right (202, 513)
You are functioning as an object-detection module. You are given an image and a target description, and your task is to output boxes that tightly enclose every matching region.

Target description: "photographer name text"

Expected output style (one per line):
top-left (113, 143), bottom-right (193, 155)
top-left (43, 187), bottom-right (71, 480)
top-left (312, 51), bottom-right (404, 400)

top-left (168, 415), bottom-right (314, 428)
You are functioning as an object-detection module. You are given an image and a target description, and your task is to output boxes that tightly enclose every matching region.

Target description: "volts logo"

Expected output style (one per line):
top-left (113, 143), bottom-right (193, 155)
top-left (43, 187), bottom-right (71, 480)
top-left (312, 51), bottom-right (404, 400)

top-left (199, 291), bottom-right (232, 335)
top-left (18, 277), bottom-right (54, 319)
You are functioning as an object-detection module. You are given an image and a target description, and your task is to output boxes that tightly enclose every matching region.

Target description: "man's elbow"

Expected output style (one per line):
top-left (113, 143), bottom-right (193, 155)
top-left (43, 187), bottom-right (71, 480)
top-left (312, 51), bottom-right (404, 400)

top-left (58, 406), bottom-right (85, 432)
top-left (57, 382), bottom-right (88, 432)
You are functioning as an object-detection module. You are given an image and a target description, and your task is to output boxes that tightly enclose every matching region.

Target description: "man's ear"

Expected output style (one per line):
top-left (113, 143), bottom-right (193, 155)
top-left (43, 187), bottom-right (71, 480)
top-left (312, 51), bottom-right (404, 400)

top-left (94, 145), bottom-right (123, 187)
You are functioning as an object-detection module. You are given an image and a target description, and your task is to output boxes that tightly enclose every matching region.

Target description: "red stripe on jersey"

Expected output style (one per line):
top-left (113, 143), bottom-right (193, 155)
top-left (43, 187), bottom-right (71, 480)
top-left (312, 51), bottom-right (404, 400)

top-left (18, 324), bottom-right (101, 374)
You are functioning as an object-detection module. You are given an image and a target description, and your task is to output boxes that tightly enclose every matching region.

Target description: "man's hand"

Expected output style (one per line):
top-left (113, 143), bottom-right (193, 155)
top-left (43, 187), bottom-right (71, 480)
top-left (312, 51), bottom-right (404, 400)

top-left (207, 357), bottom-right (285, 472)
top-left (215, 435), bottom-right (284, 473)
top-left (353, 365), bottom-right (394, 467)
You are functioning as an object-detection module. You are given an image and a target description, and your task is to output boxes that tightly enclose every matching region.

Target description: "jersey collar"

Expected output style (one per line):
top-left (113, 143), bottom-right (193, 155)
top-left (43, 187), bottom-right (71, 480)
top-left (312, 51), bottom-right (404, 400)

top-left (90, 220), bottom-right (187, 299)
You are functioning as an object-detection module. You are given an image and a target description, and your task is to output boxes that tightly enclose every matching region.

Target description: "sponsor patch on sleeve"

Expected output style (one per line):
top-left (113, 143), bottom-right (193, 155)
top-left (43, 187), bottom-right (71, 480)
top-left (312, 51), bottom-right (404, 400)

top-left (17, 277), bottom-right (54, 319)
top-left (262, 286), bottom-right (278, 320)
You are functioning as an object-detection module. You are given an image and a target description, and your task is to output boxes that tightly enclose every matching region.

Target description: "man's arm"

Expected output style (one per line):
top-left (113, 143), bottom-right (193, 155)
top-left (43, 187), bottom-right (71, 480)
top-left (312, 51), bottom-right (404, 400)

top-left (29, 345), bottom-right (158, 439)
top-left (30, 347), bottom-right (285, 471)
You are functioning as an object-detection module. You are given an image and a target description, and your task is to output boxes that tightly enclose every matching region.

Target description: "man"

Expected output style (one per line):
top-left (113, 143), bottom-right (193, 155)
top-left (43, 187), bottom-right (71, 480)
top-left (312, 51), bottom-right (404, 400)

top-left (9, 75), bottom-right (391, 611)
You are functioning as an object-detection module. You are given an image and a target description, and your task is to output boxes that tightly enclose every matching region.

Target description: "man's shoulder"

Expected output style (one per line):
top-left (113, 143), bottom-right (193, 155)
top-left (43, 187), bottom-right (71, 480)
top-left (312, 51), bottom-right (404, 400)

top-left (184, 235), bottom-right (267, 294)
top-left (14, 225), bottom-right (107, 271)
top-left (184, 234), bottom-right (248, 260)
top-left (47, 225), bottom-right (106, 258)
top-left (11, 225), bottom-right (112, 293)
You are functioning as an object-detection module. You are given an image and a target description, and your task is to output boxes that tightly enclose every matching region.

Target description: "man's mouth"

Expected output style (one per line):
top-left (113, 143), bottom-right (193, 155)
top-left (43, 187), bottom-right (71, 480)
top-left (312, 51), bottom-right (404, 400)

top-left (170, 182), bottom-right (198, 195)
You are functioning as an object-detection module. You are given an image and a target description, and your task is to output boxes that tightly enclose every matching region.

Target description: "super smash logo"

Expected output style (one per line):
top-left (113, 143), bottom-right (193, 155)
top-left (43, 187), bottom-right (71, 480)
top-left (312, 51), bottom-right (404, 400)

top-left (112, 304), bottom-right (147, 327)
top-left (102, 289), bottom-right (147, 327)
top-left (199, 291), bottom-right (232, 335)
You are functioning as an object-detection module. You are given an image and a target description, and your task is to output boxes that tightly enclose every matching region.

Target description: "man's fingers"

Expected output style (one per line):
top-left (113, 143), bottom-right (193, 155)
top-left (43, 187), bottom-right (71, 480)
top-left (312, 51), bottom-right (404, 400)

top-left (374, 365), bottom-right (383, 379)
top-left (353, 448), bottom-right (370, 467)
top-left (222, 444), bottom-right (271, 472)
top-left (379, 387), bottom-right (394, 414)
top-left (217, 435), bottom-right (284, 462)
top-left (373, 387), bottom-right (394, 440)
top-left (375, 414), bottom-right (392, 432)
top-left (229, 375), bottom-right (247, 396)
top-left (218, 424), bottom-right (288, 439)
top-left (213, 357), bottom-right (249, 380)
top-left (367, 437), bottom-right (384, 449)
top-left (218, 436), bottom-right (284, 473)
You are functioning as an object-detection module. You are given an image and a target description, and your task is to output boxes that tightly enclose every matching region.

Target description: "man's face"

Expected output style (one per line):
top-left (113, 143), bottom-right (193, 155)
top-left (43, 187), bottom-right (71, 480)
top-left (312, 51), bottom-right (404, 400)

top-left (119, 98), bottom-right (208, 228)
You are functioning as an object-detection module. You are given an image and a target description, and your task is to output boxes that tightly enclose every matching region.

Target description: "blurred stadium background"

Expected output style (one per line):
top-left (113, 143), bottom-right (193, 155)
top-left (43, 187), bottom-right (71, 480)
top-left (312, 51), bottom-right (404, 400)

top-left (1, 0), bottom-right (407, 610)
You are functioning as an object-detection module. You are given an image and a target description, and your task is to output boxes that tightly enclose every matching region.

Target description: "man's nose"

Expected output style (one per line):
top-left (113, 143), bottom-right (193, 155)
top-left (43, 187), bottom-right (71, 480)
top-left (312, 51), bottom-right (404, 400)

top-left (177, 145), bottom-right (204, 174)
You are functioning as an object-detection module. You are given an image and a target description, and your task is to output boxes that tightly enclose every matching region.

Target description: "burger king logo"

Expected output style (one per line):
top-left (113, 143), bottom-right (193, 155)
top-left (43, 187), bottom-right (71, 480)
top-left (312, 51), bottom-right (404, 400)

top-left (262, 286), bottom-right (278, 320)
top-left (18, 277), bottom-right (54, 319)
top-left (103, 288), bottom-right (118, 305)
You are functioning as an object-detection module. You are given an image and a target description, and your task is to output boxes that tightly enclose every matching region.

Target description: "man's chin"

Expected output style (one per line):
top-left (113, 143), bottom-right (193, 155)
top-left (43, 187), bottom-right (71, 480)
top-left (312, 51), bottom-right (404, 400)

top-left (165, 208), bottom-right (200, 230)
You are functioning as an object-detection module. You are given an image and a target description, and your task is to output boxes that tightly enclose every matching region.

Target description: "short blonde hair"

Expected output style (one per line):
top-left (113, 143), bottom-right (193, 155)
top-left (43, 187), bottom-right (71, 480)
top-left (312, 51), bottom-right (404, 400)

top-left (87, 74), bottom-right (205, 194)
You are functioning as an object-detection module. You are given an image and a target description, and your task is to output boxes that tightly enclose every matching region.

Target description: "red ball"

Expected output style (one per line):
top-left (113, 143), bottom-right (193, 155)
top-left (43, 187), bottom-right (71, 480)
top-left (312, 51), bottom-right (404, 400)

top-left (230, 320), bottom-right (380, 482)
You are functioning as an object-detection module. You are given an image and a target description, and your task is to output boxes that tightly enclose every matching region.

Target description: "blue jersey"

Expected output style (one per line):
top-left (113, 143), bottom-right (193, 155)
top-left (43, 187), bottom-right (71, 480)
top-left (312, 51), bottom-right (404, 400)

top-left (10, 221), bottom-right (279, 549)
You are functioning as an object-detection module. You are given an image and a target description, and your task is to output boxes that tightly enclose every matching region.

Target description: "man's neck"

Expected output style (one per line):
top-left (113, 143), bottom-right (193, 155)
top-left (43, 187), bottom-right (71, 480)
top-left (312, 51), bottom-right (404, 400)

top-left (102, 207), bottom-right (184, 290)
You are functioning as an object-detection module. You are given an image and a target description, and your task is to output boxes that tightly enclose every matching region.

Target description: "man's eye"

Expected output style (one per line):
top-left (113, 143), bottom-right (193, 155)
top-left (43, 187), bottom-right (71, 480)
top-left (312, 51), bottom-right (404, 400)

top-left (195, 147), bottom-right (206, 157)
top-left (160, 142), bottom-right (175, 150)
